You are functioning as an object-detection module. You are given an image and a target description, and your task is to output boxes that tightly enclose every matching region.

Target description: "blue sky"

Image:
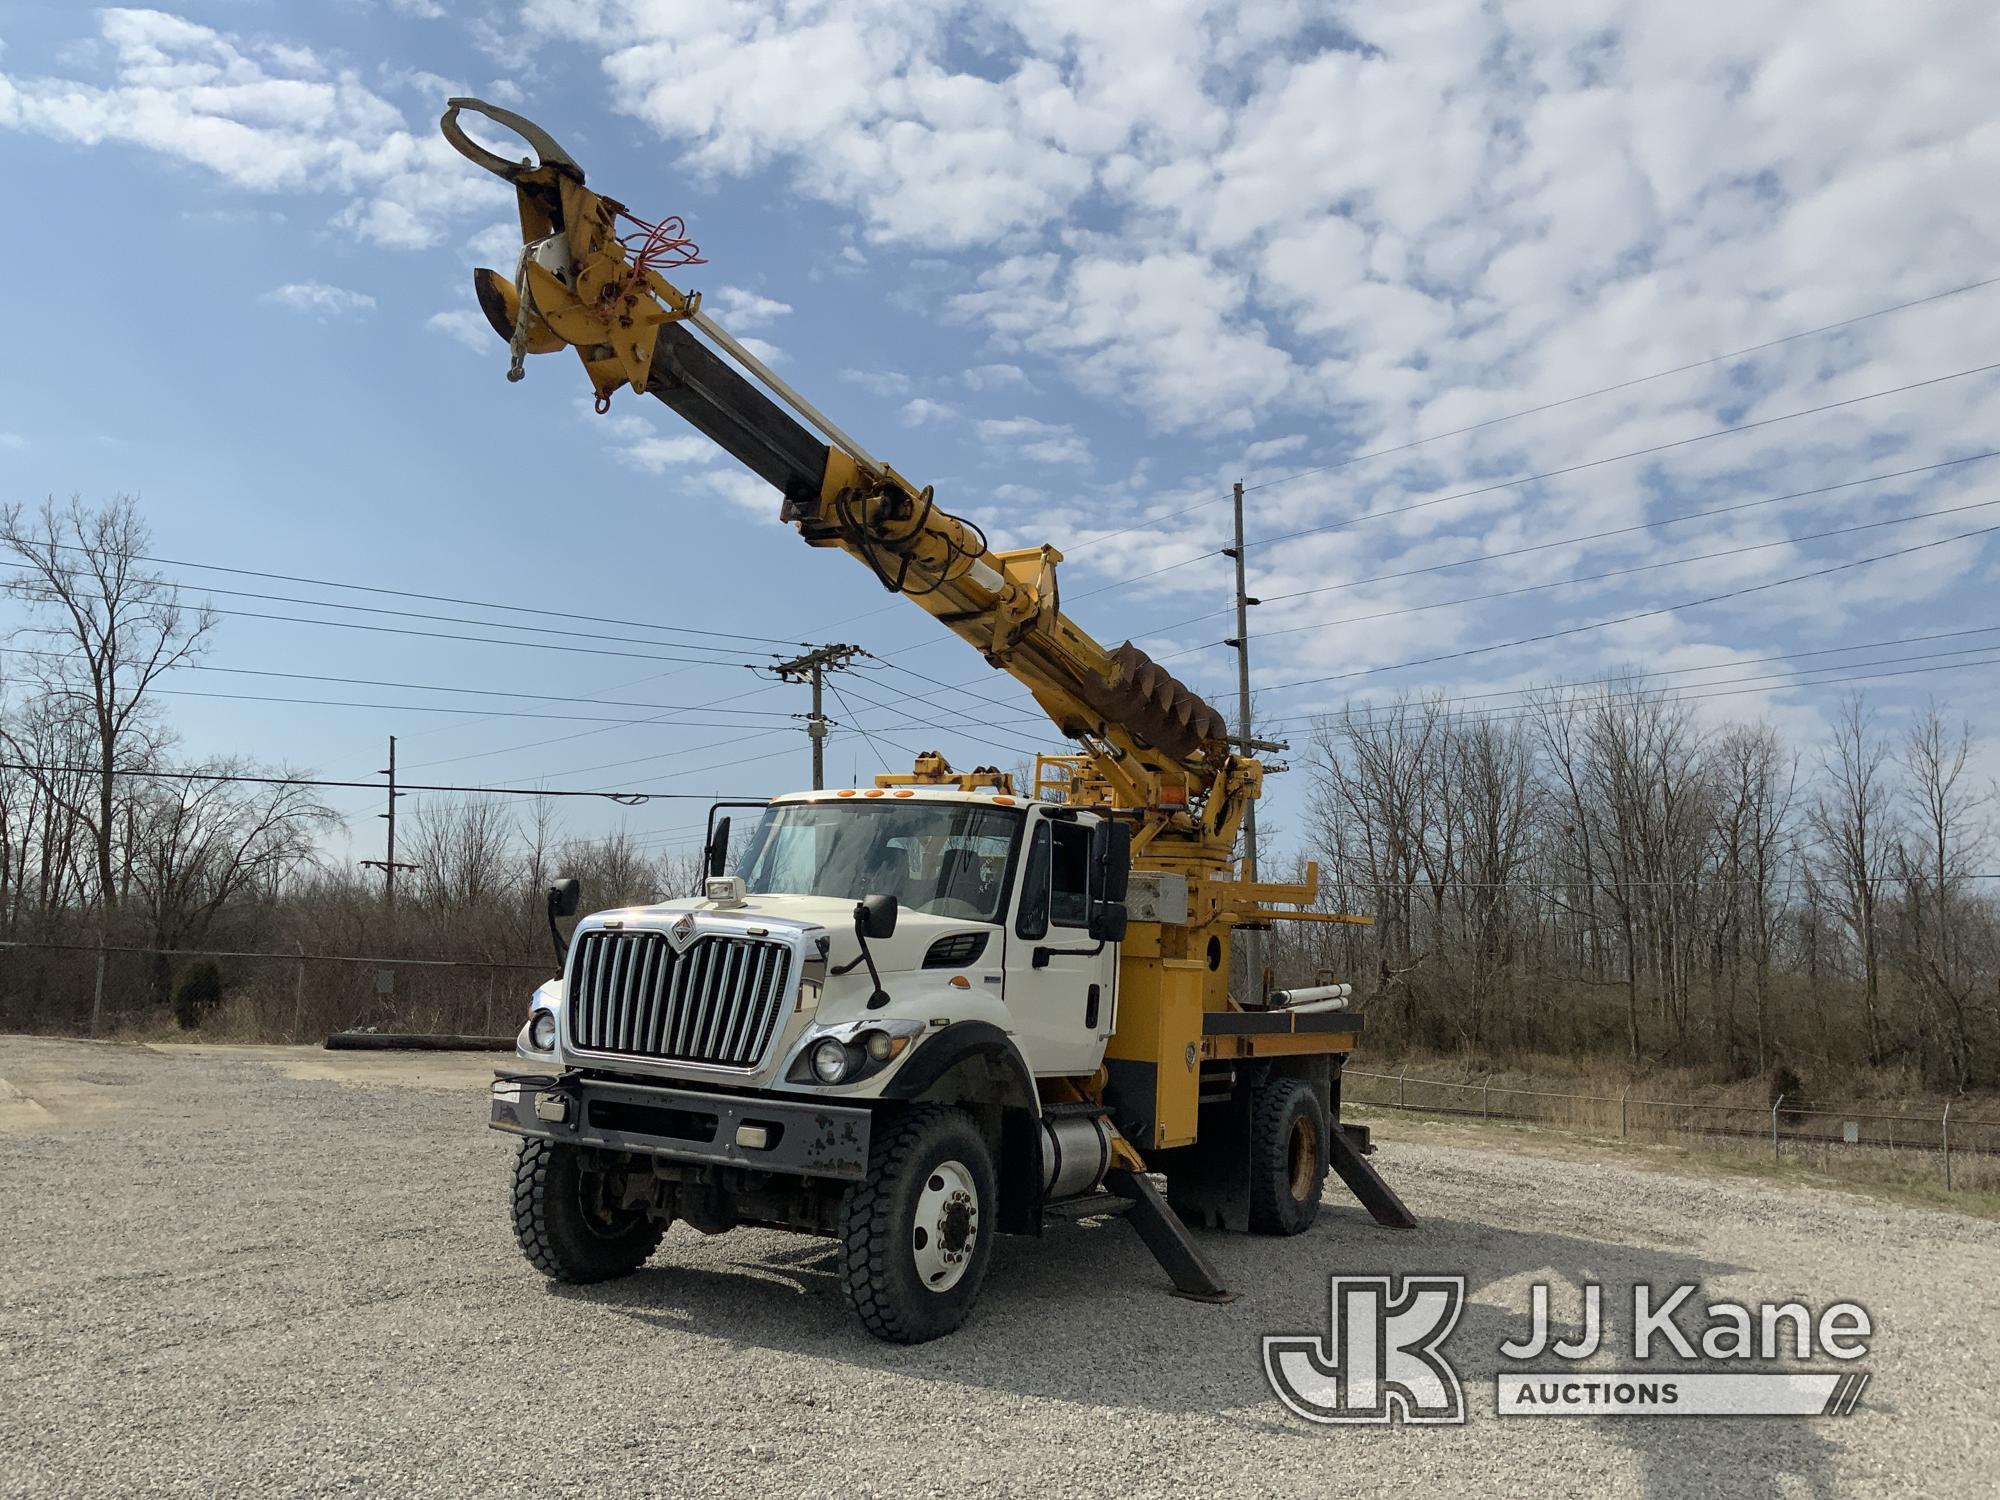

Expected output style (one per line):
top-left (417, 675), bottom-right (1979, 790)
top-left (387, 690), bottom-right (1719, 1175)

top-left (2, 1), bottom-right (1997, 871)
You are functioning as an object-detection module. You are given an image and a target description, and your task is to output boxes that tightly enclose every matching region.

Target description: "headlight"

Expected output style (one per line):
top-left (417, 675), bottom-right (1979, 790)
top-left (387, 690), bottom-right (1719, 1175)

top-left (811, 1037), bottom-right (851, 1083)
top-left (529, 1011), bottom-right (558, 1051)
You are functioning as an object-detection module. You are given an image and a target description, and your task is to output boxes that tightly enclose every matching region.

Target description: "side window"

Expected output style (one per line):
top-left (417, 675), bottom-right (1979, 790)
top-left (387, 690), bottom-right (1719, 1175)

top-left (1050, 822), bottom-right (1093, 928)
top-left (1016, 824), bottom-right (1051, 940)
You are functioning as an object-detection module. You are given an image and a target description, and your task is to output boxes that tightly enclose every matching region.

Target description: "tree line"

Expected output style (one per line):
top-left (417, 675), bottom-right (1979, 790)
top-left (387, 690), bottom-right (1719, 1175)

top-left (8, 496), bottom-right (1996, 1089)
top-left (1268, 683), bottom-right (1999, 1090)
top-left (0, 497), bottom-right (702, 1034)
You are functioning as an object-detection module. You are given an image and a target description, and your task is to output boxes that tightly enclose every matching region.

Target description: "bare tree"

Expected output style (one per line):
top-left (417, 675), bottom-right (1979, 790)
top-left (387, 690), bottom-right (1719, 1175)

top-left (0, 497), bottom-right (216, 922)
top-left (1711, 723), bottom-right (1797, 1073)
top-left (1892, 700), bottom-right (1991, 1087)
top-left (128, 763), bottom-right (335, 1003)
top-left (1808, 694), bottom-right (1896, 1065)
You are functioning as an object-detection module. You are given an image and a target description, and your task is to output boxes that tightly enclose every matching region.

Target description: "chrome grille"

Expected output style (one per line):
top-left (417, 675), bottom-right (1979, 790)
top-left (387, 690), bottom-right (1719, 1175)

top-left (566, 929), bottom-right (794, 1068)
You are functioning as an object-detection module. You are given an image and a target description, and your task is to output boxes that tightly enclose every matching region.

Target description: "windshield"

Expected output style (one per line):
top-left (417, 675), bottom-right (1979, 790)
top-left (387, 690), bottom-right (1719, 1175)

top-left (737, 800), bottom-right (1022, 923)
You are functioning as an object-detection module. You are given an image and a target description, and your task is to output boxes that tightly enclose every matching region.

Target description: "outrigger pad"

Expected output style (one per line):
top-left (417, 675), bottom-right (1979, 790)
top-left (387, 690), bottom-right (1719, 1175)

top-left (1329, 1123), bottom-right (1418, 1230)
top-left (1104, 1168), bottom-right (1235, 1304)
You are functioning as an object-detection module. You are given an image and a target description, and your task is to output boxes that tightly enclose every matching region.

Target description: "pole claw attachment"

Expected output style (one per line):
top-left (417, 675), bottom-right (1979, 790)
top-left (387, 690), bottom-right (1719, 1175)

top-left (439, 97), bottom-right (586, 184)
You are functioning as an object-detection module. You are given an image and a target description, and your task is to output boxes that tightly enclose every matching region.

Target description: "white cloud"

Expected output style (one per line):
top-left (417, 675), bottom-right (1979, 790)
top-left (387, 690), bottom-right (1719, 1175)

top-left (0, 432), bottom-right (25, 450)
top-left (262, 281), bottom-right (376, 319)
top-left (464, 218), bottom-right (524, 264)
top-left (425, 309), bottom-right (492, 351)
top-left (962, 363), bottom-right (1034, 393)
top-left (732, 336), bottom-right (786, 367)
top-left (703, 285), bottom-right (793, 329)
top-left (976, 416), bottom-right (1089, 465)
top-left (840, 368), bottom-right (911, 397)
top-left (901, 397), bottom-right (958, 426)
top-left (1243, 434), bottom-right (1307, 466)
top-left (0, 9), bottom-right (507, 249)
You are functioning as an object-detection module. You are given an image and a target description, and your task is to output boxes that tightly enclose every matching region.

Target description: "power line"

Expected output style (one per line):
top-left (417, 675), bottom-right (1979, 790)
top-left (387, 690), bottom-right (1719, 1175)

top-left (851, 654), bottom-right (1052, 750)
top-left (839, 671), bottom-right (1043, 743)
top-left (1239, 273), bottom-right (2000, 499)
top-left (1257, 624), bottom-right (2000, 729)
top-left (149, 688), bottom-right (809, 730)
top-left (505, 729), bottom-right (800, 786)
top-left (1301, 648), bottom-right (2000, 736)
top-left (0, 646), bottom-right (811, 719)
top-left (1056, 272), bottom-right (2000, 551)
top-left (1059, 361), bottom-right (2000, 608)
top-left (3, 538), bottom-right (811, 649)
top-left (0, 567), bottom-right (783, 661)
top-left (1135, 451), bottom-right (2000, 636)
top-left (1161, 494), bottom-right (2000, 657)
top-left (826, 679), bottom-right (901, 776)
top-left (1256, 519), bottom-right (2000, 694)
top-left (0, 760), bottom-right (766, 801)
top-left (1245, 361), bottom-right (2000, 550)
top-left (2, 589), bottom-right (776, 671)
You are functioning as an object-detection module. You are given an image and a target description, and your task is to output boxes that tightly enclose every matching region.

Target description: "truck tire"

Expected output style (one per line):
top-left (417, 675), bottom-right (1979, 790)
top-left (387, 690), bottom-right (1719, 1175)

top-left (1247, 1078), bottom-right (1329, 1236)
top-left (839, 1106), bottom-right (997, 1344)
top-left (511, 1137), bottom-right (664, 1283)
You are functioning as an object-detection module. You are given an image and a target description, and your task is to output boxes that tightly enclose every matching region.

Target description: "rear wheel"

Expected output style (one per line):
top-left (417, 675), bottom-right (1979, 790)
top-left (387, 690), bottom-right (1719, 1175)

top-left (1247, 1078), bottom-right (1329, 1235)
top-left (511, 1138), bottom-right (665, 1283)
top-left (840, 1106), bottom-right (997, 1344)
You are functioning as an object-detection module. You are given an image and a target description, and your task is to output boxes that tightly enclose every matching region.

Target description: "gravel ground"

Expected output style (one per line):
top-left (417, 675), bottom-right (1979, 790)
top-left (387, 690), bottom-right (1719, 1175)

top-left (0, 1036), bottom-right (1994, 1498)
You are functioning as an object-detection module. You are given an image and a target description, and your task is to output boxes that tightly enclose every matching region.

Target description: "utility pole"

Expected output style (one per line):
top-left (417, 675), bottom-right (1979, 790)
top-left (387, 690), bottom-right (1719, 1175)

top-left (359, 734), bottom-right (418, 908)
top-left (1222, 479), bottom-right (1288, 1004)
top-left (773, 644), bottom-right (861, 789)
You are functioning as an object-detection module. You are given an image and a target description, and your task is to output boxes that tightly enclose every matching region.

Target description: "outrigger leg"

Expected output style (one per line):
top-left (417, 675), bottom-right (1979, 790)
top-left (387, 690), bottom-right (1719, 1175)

top-left (1105, 1168), bottom-right (1235, 1303)
top-left (1328, 1124), bottom-right (1418, 1230)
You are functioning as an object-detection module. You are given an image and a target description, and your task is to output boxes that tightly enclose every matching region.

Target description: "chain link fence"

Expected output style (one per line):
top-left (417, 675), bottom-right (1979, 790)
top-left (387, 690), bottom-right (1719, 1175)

top-left (0, 938), bottom-right (556, 1043)
top-left (1344, 1065), bottom-right (2000, 1193)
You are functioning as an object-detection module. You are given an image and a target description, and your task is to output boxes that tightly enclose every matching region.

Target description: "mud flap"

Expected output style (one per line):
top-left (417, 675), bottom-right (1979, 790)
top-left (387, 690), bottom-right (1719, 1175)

top-left (1104, 1168), bottom-right (1235, 1303)
top-left (1155, 1090), bottom-right (1252, 1233)
top-left (1328, 1122), bottom-right (1417, 1230)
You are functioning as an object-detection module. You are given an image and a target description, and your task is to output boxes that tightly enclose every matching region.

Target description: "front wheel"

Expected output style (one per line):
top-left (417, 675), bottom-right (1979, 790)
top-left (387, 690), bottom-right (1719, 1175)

top-left (511, 1138), bottom-right (665, 1283)
top-left (839, 1106), bottom-right (997, 1344)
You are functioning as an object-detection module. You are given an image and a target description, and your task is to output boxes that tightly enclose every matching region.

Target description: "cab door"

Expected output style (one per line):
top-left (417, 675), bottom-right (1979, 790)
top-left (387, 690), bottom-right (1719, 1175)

top-left (1003, 811), bottom-right (1118, 1076)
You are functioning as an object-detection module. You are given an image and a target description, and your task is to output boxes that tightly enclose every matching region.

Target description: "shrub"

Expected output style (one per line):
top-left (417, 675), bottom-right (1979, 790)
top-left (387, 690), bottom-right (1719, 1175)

top-left (1771, 1064), bottom-right (1808, 1122)
top-left (173, 960), bottom-right (224, 1030)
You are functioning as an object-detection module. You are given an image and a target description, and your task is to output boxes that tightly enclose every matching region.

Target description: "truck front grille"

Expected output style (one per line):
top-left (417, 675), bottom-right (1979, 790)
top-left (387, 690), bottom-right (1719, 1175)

top-left (566, 929), bottom-right (794, 1069)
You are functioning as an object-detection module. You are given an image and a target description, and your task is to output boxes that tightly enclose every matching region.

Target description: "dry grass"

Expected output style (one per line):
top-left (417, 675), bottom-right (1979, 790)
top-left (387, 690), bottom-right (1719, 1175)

top-left (1346, 1047), bottom-right (2000, 1210)
top-left (1348, 1103), bottom-right (2000, 1220)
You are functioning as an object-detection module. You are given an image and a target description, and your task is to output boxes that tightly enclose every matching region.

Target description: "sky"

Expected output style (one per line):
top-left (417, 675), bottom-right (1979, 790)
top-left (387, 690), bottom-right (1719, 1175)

top-left (1, 0), bottom-right (1997, 875)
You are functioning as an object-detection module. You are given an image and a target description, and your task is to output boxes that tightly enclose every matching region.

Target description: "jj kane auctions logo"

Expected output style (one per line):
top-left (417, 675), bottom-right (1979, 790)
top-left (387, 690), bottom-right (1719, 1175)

top-left (1264, 1276), bottom-right (1872, 1424)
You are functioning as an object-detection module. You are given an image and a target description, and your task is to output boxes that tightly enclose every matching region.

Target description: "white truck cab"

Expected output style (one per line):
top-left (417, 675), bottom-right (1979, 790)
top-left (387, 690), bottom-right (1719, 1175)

top-left (492, 782), bottom-right (1139, 1343)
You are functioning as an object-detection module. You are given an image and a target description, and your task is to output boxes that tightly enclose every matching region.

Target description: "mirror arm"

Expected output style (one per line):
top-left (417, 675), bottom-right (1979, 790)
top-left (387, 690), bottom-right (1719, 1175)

top-left (546, 891), bottom-right (570, 966)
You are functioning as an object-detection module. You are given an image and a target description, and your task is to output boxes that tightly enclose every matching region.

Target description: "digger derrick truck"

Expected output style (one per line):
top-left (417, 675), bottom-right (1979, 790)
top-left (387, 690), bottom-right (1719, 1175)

top-left (444, 100), bottom-right (1413, 1343)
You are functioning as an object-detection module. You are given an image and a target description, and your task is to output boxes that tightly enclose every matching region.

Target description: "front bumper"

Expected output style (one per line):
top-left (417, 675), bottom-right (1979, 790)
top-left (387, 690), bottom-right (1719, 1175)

top-left (490, 1070), bottom-right (872, 1181)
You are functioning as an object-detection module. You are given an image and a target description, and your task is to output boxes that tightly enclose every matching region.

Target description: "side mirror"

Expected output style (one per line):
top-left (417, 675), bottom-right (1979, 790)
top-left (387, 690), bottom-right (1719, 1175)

top-left (706, 815), bottom-right (731, 878)
top-left (1088, 900), bottom-right (1128, 944)
top-left (548, 877), bottom-right (581, 917)
top-left (1091, 818), bottom-right (1132, 904)
top-left (856, 893), bottom-right (899, 940)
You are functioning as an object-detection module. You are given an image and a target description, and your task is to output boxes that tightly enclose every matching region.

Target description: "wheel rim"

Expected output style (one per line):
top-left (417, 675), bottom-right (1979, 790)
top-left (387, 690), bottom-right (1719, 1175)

top-left (1287, 1115), bottom-right (1321, 1203)
top-left (577, 1166), bottom-right (637, 1239)
top-left (911, 1158), bottom-right (979, 1292)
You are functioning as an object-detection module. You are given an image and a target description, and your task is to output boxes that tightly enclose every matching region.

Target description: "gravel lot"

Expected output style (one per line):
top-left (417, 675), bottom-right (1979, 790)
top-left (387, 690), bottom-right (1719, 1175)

top-left (1, 1035), bottom-right (1993, 1498)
